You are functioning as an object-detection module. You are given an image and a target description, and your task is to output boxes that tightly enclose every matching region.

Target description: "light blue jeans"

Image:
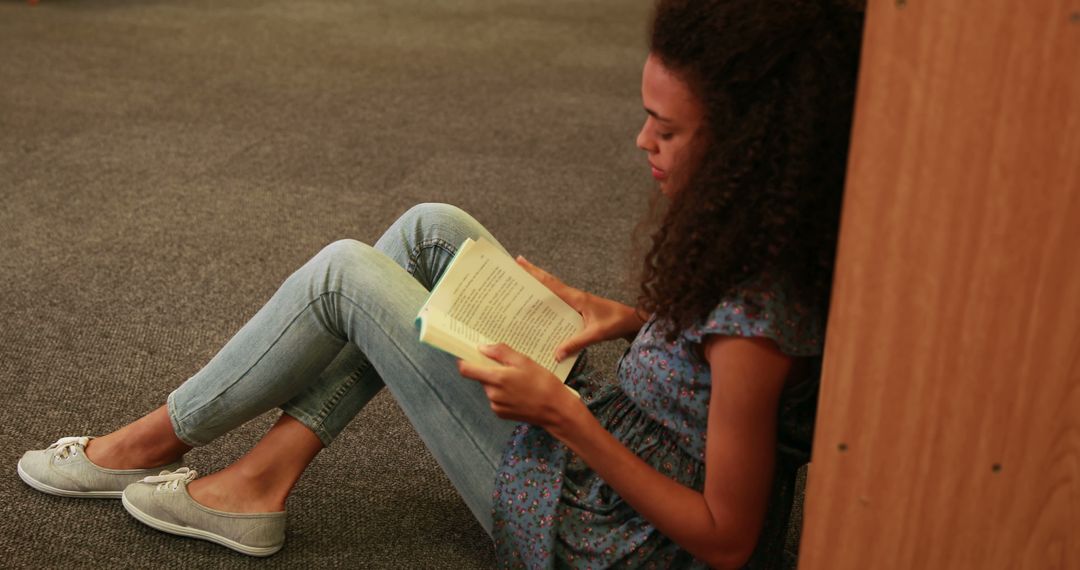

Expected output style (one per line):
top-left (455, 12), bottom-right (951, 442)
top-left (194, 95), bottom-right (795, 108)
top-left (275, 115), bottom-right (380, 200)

top-left (166, 203), bottom-right (519, 534)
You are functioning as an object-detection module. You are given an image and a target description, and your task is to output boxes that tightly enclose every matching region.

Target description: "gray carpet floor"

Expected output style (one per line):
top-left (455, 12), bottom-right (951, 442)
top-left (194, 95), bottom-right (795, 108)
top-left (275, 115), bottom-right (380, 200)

top-left (0, 0), bottom-right (652, 567)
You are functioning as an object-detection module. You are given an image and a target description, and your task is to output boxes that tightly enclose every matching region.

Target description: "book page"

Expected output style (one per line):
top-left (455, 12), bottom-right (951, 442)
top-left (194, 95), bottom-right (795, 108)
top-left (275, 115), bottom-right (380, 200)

top-left (422, 238), bottom-right (583, 378)
top-left (415, 309), bottom-right (494, 365)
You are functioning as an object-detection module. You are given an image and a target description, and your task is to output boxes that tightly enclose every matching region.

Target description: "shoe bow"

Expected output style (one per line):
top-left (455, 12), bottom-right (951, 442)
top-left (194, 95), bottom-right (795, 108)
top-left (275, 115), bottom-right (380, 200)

top-left (141, 467), bottom-right (198, 491)
top-left (47, 436), bottom-right (89, 460)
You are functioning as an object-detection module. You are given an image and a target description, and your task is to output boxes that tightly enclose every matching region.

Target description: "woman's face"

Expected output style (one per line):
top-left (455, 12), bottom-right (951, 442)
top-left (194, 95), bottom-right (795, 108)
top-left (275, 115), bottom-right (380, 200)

top-left (636, 54), bottom-right (706, 197)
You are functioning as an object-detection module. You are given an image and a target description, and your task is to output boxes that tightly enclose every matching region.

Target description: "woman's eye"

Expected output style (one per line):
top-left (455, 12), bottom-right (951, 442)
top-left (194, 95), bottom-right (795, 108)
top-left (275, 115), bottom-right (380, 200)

top-left (659, 132), bottom-right (674, 141)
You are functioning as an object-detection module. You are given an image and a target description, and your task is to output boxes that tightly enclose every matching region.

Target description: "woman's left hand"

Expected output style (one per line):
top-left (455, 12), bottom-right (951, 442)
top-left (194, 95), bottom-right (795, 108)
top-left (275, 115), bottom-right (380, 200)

top-left (457, 343), bottom-right (578, 429)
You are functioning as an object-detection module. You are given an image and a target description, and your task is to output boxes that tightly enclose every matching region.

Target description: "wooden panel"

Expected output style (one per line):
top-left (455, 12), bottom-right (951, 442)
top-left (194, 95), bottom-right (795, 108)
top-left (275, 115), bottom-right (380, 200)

top-left (799, 0), bottom-right (1080, 568)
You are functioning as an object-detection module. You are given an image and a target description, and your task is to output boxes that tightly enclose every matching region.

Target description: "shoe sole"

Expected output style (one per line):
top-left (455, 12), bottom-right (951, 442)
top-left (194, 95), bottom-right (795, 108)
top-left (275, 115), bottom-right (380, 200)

top-left (17, 461), bottom-right (122, 499)
top-left (121, 492), bottom-right (283, 557)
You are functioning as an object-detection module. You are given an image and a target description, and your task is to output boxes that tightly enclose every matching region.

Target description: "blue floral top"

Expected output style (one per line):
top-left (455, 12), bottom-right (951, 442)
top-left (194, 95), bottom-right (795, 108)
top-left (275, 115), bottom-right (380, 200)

top-left (491, 284), bottom-right (826, 569)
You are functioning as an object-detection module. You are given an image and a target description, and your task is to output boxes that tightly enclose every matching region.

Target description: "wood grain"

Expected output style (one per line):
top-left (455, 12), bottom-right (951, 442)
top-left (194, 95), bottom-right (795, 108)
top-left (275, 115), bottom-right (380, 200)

top-left (799, 0), bottom-right (1080, 568)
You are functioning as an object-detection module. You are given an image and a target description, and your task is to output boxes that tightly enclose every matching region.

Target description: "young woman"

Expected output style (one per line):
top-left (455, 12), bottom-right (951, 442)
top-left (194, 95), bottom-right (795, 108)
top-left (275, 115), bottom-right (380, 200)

top-left (17, 0), bottom-right (862, 567)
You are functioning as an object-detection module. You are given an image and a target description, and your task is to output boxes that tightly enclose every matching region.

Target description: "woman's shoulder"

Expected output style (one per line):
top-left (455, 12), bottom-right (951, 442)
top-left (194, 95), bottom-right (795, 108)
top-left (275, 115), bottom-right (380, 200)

top-left (681, 277), bottom-right (826, 357)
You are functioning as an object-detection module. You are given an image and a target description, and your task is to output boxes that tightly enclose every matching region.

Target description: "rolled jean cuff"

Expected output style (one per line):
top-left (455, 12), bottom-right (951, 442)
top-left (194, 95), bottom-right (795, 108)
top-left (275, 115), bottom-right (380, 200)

top-left (168, 386), bottom-right (338, 448)
top-left (166, 389), bottom-right (206, 448)
top-left (278, 406), bottom-right (335, 448)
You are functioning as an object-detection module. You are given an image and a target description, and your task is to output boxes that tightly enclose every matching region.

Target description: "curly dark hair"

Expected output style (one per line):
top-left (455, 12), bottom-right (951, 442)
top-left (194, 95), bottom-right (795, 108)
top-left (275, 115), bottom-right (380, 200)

top-left (638, 0), bottom-right (864, 342)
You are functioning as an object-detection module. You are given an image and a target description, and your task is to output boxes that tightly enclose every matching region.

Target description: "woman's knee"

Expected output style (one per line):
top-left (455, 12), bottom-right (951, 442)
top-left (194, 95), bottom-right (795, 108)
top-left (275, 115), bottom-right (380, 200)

top-left (396, 202), bottom-right (479, 235)
top-left (374, 203), bottom-right (485, 267)
top-left (317, 238), bottom-right (370, 262)
top-left (307, 239), bottom-right (377, 280)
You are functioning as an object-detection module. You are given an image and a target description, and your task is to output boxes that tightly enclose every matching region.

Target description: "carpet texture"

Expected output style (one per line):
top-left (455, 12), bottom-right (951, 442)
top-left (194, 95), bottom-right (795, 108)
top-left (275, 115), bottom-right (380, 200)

top-left (0, 0), bottom-right (653, 567)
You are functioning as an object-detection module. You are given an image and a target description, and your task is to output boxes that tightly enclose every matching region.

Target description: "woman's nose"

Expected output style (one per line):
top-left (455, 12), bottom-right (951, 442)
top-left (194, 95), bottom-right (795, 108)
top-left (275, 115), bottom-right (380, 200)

top-left (636, 121), bottom-right (654, 153)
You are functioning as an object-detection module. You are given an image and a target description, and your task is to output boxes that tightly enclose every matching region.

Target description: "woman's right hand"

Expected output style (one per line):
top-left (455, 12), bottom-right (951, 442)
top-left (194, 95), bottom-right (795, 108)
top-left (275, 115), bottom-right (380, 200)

top-left (515, 256), bottom-right (648, 362)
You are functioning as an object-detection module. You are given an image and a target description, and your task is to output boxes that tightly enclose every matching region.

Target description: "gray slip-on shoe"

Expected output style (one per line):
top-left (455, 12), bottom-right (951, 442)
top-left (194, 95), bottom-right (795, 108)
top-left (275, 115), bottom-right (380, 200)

top-left (17, 436), bottom-right (185, 499)
top-left (122, 468), bottom-right (286, 557)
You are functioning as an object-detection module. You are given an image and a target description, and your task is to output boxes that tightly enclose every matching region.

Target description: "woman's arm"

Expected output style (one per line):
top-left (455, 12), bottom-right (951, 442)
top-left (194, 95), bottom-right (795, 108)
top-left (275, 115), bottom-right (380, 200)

top-left (550, 336), bottom-right (791, 567)
top-left (462, 336), bottom-right (791, 569)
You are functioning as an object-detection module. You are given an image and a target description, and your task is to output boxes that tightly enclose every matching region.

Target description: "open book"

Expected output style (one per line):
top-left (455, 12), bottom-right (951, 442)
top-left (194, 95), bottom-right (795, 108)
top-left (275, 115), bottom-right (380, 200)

top-left (415, 237), bottom-right (584, 383)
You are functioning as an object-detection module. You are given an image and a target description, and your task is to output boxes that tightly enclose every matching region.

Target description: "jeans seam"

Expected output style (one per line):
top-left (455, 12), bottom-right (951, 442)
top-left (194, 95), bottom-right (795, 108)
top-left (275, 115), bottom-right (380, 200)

top-left (310, 360), bottom-right (370, 432)
top-left (406, 236), bottom-right (457, 280)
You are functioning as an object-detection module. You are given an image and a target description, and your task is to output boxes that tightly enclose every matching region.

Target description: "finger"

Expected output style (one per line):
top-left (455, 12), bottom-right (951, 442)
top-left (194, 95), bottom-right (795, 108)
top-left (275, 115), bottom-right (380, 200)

top-left (489, 403), bottom-right (521, 421)
top-left (489, 401), bottom-right (510, 420)
top-left (480, 385), bottom-right (514, 416)
top-left (478, 342), bottom-right (523, 366)
top-left (517, 257), bottom-right (590, 313)
top-left (482, 384), bottom-right (501, 404)
top-left (457, 359), bottom-right (503, 384)
top-left (555, 332), bottom-right (598, 362)
top-left (516, 256), bottom-right (566, 291)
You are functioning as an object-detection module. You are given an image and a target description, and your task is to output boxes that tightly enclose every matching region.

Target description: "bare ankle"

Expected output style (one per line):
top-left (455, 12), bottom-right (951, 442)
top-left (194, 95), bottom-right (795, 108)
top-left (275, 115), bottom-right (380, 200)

top-left (84, 424), bottom-right (189, 470)
top-left (84, 436), bottom-right (160, 470)
top-left (188, 473), bottom-right (287, 513)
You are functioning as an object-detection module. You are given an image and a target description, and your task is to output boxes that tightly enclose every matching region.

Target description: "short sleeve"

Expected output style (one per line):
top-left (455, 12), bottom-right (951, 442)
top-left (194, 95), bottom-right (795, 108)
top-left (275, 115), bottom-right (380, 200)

top-left (681, 285), bottom-right (825, 357)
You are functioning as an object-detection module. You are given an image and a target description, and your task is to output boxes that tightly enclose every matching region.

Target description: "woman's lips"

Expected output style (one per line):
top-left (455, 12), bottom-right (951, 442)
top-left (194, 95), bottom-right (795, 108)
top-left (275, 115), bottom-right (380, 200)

top-left (650, 165), bottom-right (667, 180)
